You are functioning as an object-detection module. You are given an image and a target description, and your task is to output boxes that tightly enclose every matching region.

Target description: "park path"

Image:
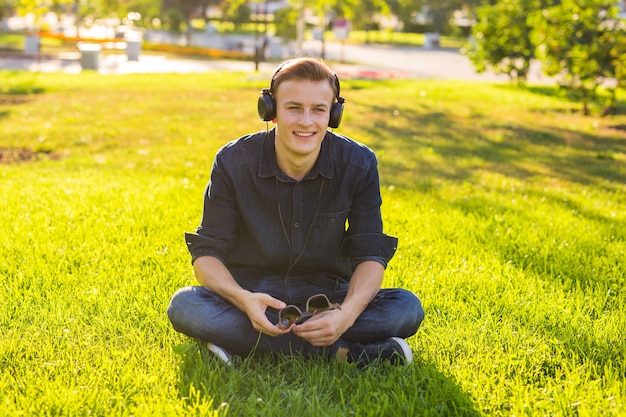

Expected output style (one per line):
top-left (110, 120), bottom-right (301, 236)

top-left (0, 33), bottom-right (550, 83)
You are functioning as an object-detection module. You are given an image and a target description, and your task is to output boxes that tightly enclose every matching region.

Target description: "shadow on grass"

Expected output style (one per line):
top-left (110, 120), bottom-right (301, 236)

top-left (451, 192), bottom-right (624, 285)
top-left (442, 188), bottom-right (624, 375)
top-left (507, 84), bottom-right (626, 116)
top-left (0, 73), bottom-right (41, 120)
top-left (510, 84), bottom-right (580, 103)
top-left (174, 341), bottom-right (482, 416)
top-left (359, 102), bottom-right (626, 191)
top-left (0, 76), bottom-right (45, 95)
top-left (0, 94), bottom-right (34, 121)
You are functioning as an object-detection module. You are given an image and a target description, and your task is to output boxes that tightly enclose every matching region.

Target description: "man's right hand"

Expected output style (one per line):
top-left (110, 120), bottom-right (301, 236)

top-left (241, 292), bottom-right (290, 337)
top-left (193, 256), bottom-right (290, 337)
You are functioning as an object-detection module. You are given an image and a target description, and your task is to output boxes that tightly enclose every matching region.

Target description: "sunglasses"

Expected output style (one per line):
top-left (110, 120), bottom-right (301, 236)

top-left (277, 294), bottom-right (342, 330)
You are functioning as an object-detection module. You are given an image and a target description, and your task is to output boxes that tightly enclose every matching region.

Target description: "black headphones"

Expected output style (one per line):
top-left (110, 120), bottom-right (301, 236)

top-left (257, 65), bottom-right (345, 129)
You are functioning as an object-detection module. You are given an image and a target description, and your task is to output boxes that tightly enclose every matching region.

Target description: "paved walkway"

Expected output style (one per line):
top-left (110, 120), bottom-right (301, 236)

top-left (0, 51), bottom-right (504, 82)
top-left (0, 41), bottom-right (550, 83)
top-left (0, 51), bottom-right (270, 74)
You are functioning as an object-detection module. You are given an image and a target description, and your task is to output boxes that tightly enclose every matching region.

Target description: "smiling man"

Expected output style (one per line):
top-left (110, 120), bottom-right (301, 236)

top-left (167, 58), bottom-right (424, 366)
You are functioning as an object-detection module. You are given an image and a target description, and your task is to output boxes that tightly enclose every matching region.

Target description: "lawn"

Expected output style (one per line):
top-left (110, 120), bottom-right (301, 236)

top-left (0, 70), bottom-right (624, 416)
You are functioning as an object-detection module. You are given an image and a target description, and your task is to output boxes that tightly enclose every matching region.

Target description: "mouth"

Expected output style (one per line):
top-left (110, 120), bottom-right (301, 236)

top-left (293, 131), bottom-right (316, 138)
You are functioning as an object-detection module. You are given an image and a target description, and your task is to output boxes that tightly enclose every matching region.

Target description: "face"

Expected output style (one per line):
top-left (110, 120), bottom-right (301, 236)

top-left (273, 79), bottom-right (335, 164)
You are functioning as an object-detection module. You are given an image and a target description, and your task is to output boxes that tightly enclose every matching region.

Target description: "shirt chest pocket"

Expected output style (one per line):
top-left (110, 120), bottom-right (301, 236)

top-left (310, 209), bottom-right (349, 256)
top-left (316, 210), bottom-right (348, 230)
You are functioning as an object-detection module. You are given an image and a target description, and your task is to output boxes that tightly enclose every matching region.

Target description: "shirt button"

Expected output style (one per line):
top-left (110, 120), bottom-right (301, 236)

top-left (294, 222), bottom-right (300, 228)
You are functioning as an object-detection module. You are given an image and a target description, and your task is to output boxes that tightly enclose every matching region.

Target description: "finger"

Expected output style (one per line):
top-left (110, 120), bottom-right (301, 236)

top-left (293, 324), bottom-right (331, 340)
top-left (258, 316), bottom-right (293, 336)
top-left (259, 293), bottom-right (286, 310)
top-left (294, 315), bottom-right (327, 332)
top-left (303, 335), bottom-right (336, 347)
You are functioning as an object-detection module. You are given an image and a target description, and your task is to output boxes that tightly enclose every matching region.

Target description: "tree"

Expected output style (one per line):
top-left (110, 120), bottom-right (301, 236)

top-left (466, 0), bottom-right (538, 84)
top-left (405, 0), bottom-right (483, 35)
top-left (220, 0), bottom-right (250, 30)
top-left (350, 0), bottom-right (390, 42)
top-left (272, 0), bottom-right (361, 55)
top-left (274, 5), bottom-right (299, 41)
top-left (116, 0), bottom-right (163, 27)
top-left (0, 0), bottom-right (14, 21)
top-left (13, 0), bottom-right (74, 29)
top-left (611, 29), bottom-right (626, 114)
top-left (530, 0), bottom-right (625, 115)
top-left (162, 0), bottom-right (215, 43)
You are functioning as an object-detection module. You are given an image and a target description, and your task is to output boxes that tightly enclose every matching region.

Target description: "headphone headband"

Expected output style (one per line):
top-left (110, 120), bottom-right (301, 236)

top-left (258, 60), bottom-right (345, 128)
top-left (268, 64), bottom-right (342, 102)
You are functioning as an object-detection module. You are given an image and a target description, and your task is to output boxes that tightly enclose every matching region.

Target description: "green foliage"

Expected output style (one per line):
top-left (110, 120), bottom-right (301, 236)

top-left (308, 0), bottom-right (359, 22)
top-left (0, 71), bottom-right (625, 416)
top-left (161, 0), bottom-right (214, 31)
top-left (0, 0), bottom-right (12, 21)
top-left (531, 0), bottom-right (625, 115)
top-left (118, 0), bottom-right (164, 27)
top-left (274, 5), bottom-right (299, 41)
top-left (13, 0), bottom-right (74, 28)
top-left (10, 0), bottom-right (162, 28)
top-left (221, 0), bottom-right (250, 29)
top-left (467, 0), bottom-right (537, 83)
top-left (404, 0), bottom-right (483, 35)
top-left (162, 7), bottom-right (187, 34)
top-left (469, 0), bottom-right (626, 115)
top-left (349, 0), bottom-right (390, 33)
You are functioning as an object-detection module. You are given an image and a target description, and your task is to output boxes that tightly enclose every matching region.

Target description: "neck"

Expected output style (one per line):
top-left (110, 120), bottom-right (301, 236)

top-left (276, 152), bottom-right (317, 182)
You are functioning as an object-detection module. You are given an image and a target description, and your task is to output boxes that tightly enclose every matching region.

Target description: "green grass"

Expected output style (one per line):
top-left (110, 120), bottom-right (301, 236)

top-left (345, 30), bottom-right (466, 49)
top-left (0, 32), bottom-right (25, 50)
top-left (1, 70), bottom-right (625, 416)
top-left (0, 31), bottom-right (71, 54)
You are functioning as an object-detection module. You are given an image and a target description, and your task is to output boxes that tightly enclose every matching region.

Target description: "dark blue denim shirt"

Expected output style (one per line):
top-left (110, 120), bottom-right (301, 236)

top-left (185, 129), bottom-right (398, 284)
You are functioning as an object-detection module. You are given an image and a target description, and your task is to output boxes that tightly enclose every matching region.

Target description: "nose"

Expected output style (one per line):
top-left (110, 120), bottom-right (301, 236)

top-left (298, 109), bottom-right (313, 125)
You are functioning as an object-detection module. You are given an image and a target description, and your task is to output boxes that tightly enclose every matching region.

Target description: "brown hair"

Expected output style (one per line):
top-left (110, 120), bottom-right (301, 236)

top-left (269, 58), bottom-right (339, 100)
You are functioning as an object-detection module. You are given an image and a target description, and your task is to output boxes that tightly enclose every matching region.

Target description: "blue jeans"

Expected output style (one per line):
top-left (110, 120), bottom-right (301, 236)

top-left (167, 274), bottom-right (424, 359)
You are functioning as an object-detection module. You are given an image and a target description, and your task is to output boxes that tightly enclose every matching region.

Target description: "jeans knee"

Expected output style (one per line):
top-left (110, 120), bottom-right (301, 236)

top-left (166, 286), bottom-right (194, 329)
top-left (414, 301), bottom-right (425, 331)
top-left (397, 289), bottom-right (425, 336)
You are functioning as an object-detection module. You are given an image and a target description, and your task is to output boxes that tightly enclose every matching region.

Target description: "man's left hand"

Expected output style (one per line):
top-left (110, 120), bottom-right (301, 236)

top-left (291, 309), bottom-right (352, 346)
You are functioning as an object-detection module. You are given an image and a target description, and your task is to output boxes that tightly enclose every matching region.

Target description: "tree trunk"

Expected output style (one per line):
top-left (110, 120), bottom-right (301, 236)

top-left (581, 88), bottom-right (590, 116)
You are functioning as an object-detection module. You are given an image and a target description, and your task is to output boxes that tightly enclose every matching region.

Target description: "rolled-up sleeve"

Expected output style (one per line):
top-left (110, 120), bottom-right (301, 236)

top-left (340, 149), bottom-right (398, 270)
top-left (185, 154), bottom-right (241, 264)
top-left (340, 233), bottom-right (398, 269)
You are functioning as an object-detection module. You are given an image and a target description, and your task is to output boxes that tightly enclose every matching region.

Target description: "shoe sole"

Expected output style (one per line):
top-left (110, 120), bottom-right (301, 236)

top-left (390, 337), bottom-right (413, 365)
top-left (207, 343), bottom-right (232, 365)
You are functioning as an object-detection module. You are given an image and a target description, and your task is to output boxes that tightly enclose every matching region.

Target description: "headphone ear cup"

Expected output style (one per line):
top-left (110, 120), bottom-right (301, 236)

top-left (328, 99), bottom-right (344, 129)
top-left (258, 89), bottom-right (276, 121)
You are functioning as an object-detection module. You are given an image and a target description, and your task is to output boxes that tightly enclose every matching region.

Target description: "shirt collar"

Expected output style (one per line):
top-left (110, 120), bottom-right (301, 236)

top-left (258, 129), bottom-right (334, 180)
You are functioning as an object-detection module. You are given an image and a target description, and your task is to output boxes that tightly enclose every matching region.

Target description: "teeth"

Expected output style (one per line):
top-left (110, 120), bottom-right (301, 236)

top-left (294, 132), bottom-right (314, 137)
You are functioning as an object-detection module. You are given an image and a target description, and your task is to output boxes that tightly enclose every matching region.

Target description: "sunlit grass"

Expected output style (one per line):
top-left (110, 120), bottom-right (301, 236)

top-left (345, 30), bottom-right (466, 49)
top-left (1, 70), bottom-right (624, 416)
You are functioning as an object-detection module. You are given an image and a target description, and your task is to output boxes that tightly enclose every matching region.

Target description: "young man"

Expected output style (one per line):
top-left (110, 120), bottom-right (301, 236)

top-left (167, 57), bottom-right (424, 366)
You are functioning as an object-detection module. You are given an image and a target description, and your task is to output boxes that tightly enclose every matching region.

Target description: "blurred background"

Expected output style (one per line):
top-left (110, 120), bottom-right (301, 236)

top-left (1, 0), bottom-right (626, 105)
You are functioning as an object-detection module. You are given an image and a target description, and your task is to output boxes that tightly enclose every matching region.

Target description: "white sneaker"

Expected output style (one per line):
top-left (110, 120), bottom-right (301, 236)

top-left (207, 343), bottom-right (232, 366)
top-left (390, 337), bottom-right (413, 364)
